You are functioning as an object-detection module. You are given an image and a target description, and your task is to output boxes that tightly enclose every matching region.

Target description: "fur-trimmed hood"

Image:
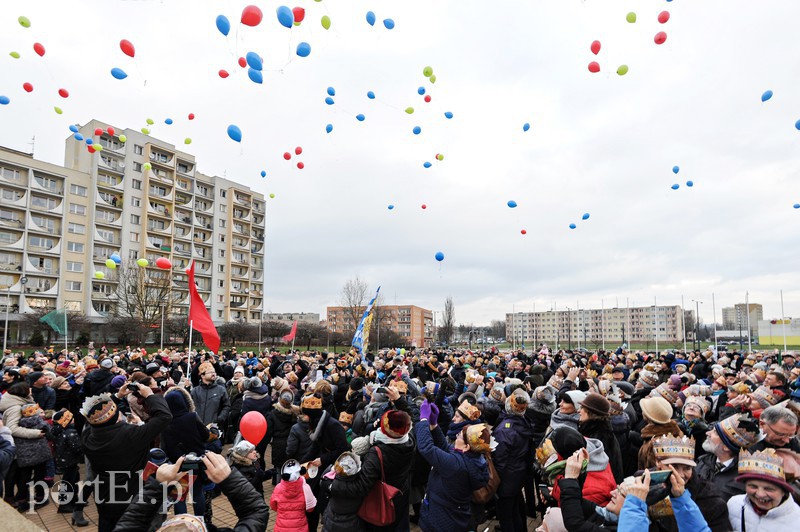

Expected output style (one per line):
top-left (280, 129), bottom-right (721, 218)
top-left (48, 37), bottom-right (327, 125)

top-left (164, 386), bottom-right (195, 415)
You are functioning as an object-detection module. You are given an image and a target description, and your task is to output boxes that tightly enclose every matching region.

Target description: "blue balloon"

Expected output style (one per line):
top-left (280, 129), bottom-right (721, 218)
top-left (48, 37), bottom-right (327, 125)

top-left (367, 91), bottom-right (375, 99)
top-left (296, 42), bottom-right (311, 57)
top-left (582, 213), bottom-right (590, 220)
top-left (383, 19), bottom-right (395, 30)
top-left (523, 123), bottom-right (530, 132)
top-left (672, 166), bottom-right (680, 174)
top-left (248, 68), bottom-right (263, 84)
top-left (74, 133), bottom-right (84, 141)
top-left (277, 6), bottom-right (294, 28)
top-left (165, 118), bottom-right (173, 125)
top-left (246, 51), bottom-right (263, 71)
top-left (69, 124), bottom-right (79, 133)
top-left (260, 170), bottom-right (267, 178)
top-left (794, 204), bottom-right (800, 209)
top-left (0, 96), bottom-right (9, 105)
top-left (444, 111), bottom-right (453, 119)
top-left (325, 97), bottom-right (335, 105)
top-left (413, 126), bottom-right (421, 135)
top-left (327, 87), bottom-right (336, 96)
top-left (388, 205), bottom-right (394, 210)
top-left (671, 184), bottom-right (680, 190)
top-left (110, 67), bottom-right (128, 80)
top-left (216, 15), bottom-right (230, 36)
top-left (761, 90), bottom-right (773, 102)
top-left (356, 114), bottom-right (365, 121)
top-left (227, 124), bottom-right (242, 142)
top-left (569, 223), bottom-right (577, 230)
top-left (423, 162), bottom-right (432, 168)
top-left (325, 124), bottom-right (333, 133)
top-left (417, 86), bottom-right (426, 95)
top-left (366, 11), bottom-right (376, 26)
top-left (507, 200), bottom-right (517, 208)
top-left (795, 120), bottom-right (800, 131)
top-left (110, 253), bottom-right (122, 264)
top-left (435, 252), bottom-right (444, 262)
top-left (85, 138), bottom-right (93, 145)
top-left (686, 181), bottom-right (694, 187)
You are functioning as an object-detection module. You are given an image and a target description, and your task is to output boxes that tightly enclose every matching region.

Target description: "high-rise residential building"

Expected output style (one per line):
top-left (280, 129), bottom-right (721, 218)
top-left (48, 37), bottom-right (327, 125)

top-left (505, 304), bottom-right (686, 348)
top-left (0, 119), bottom-right (266, 345)
top-left (263, 312), bottom-right (321, 327)
top-left (326, 305), bottom-right (433, 348)
top-left (722, 303), bottom-right (763, 337)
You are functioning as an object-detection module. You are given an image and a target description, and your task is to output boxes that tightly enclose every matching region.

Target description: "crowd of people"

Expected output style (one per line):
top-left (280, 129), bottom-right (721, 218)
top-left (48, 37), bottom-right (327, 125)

top-left (0, 342), bottom-right (798, 532)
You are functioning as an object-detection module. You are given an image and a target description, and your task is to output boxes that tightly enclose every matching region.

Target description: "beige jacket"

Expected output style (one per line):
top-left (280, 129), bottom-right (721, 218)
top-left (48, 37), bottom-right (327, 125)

top-left (0, 392), bottom-right (44, 439)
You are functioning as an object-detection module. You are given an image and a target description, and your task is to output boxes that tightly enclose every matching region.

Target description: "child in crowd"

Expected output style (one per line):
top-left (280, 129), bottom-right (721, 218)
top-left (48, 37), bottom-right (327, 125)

top-left (51, 409), bottom-right (88, 526)
top-left (270, 459), bottom-right (317, 532)
top-left (228, 440), bottom-right (267, 494)
top-left (15, 403), bottom-right (54, 511)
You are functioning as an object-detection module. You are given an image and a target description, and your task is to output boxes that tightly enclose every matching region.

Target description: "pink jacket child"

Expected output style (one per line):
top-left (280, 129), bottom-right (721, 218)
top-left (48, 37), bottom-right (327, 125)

top-left (269, 459), bottom-right (317, 532)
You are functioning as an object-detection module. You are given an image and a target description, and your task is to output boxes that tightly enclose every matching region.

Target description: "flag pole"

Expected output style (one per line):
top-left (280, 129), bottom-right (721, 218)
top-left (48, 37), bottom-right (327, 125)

top-left (746, 291), bottom-right (752, 353)
top-left (712, 293), bottom-right (718, 357)
top-left (781, 290), bottom-right (788, 355)
top-left (188, 319), bottom-right (193, 378)
top-left (681, 295), bottom-right (687, 352)
top-left (64, 306), bottom-right (68, 354)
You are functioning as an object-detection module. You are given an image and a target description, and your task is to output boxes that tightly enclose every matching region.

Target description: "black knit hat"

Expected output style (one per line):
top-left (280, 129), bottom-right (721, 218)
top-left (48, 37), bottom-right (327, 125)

top-left (349, 377), bottom-right (364, 391)
top-left (551, 426), bottom-right (586, 459)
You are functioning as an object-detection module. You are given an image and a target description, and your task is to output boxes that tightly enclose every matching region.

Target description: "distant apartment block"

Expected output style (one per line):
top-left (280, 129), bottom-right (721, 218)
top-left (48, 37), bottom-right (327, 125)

top-left (263, 312), bottom-right (320, 326)
top-left (326, 305), bottom-right (433, 348)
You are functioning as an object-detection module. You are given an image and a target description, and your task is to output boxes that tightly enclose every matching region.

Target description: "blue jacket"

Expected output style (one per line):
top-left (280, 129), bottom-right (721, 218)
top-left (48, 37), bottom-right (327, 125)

top-left (31, 384), bottom-right (55, 411)
top-left (618, 490), bottom-right (711, 532)
top-left (416, 420), bottom-right (488, 532)
top-left (492, 412), bottom-right (535, 497)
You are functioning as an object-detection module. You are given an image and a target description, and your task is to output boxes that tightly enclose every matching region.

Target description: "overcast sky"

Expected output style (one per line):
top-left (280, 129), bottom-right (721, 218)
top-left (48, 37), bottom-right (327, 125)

top-left (1, 0), bottom-right (799, 326)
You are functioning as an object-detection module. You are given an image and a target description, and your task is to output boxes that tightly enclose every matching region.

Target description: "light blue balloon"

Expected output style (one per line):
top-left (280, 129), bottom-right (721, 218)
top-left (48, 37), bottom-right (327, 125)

top-left (417, 86), bottom-right (425, 95)
top-left (110, 67), bottom-right (128, 80)
top-left (435, 252), bottom-right (444, 262)
top-left (227, 124), bottom-right (242, 142)
top-left (74, 133), bottom-right (84, 141)
top-left (248, 68), bottom-right (263, 84)
top-left (761, 90), bottom-right (773, 102)
top-left (216, 15), bottom-right (230, 36)
top-left (0, 96), bottom-right (9, 105)
top-left (413, 126), bottom-right (421, 135)
top-left (507, 200), bottom-right (517, 208)
top-left (356, 114), bottom-right (365, 121)
top-left (444, 111), bottom-right (453, 119)
top-left (325, 97), bottom-right (335, 105)
top-left (671, 184), bottom-right (680, 190)
top-left (569, 223), bottom-right (577, 230)
top-left (110, 253), bottom-right (122, 264)
top-left (672, 165), bottom-right (680, 174)
top-left (423, 162), bottom-right (432, 168)
top-left (366, 11), bottom-right (376, 26)
top-left (325, 124), bottom-right (333, 133)
top-left (165, 118), bottom-right (173, 125)
top-left (367, 91), bottom-right (375, 99)
top-left (388, 205), bottom-right (394, 210)
top-left (277, 6), bottom-right (294, 28)
top-left (261, 170), bottom-right (267, 178)
top-left (523, 123), bottom-right (530, 132)
top-left (383, 19), bottom-right (395, 30)
top-left (582, 213), bottom-right (590, 220)
top-left (296, 42), bottom-right (311, 57)
top-left (327, 87), bottom-right (335, 96)
top-left (686, 181), bottom-right (694, 187)
top-left (246, 51), bottom-right (263, 71)
top-left (69, 124), bottom-right (79, 133)
top-left (85, 138), bottom-right (93, 145)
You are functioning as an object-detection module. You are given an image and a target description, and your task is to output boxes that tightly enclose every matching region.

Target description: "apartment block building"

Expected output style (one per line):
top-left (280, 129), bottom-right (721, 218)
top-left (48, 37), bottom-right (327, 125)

top-left (0, 119), bottom-right (266, 344)
top-left (722, 303), bottom-right (763, 336)
top-left (505, 304), bottom-right (686, 347)
top-left (263, 312), bottom-right (321, 326)
top-left (326, 305), bottom-right (433, 348)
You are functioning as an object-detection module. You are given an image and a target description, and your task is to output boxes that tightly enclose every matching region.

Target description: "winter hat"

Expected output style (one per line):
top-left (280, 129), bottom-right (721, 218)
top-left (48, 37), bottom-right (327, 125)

top-left (334, 451), bottom-right (361, 477)
top-left (563, 390), bottom-right (587, 410)
top-left (21, 403), bottom-right (41, 417)
top-left (490, 385), bottom-right (506, 403)
top-left (550, 426), bottom-right (587, 459)
top-left (244, 377), bottom-right (264, 392)
top-left (84, 358), bottom-right (98, 371)
top-left (380, 410), bottom-right (412, 439)
top-left (534, 386), bottom-right (555, 404)
top-left (578, 392), bottom-right (610, 417)
top-left (668, 374), bottom-right (683, 391)
top-left (271, 376), bottom-right (290, 394)
top-left (281, 459), bottom-right (306, 482)
top-left (506, 389), bottom-right (530, 416)
top-left (278, 390), bottom-right (294, 408)
top-left (736, 449), bottom-right (795, 493)
top-left (100, 358), bottom-right (114, 370)
top-left (80, 393), bottom-right (120, 427)
top-left (26, 371), bottom-right (44, 385)
top-left (350, 436), bottom-right (370, 456)
top-left (51, 376), bottom-right (67, 390)
top-left (145, 363), bottom-right (161, 376)
top-left (233, 366), bottom-right (245, 376)
top-left (639, 370), bottom-right (660, 388)
top-left (651, 383), bottom-right (679, 405)
top-left (231, 440), bottom-right (257, 462)
top-left (640, 396), bottom-right (673, 425)
top-left (349, 377), bottom-right (365, 392)
top-left (714, 413), bottom-right (761, 452)
top-left (53, 409), bottom-right (73, 428)
top-left (751, 386), bottom-right (778, 410)
top-left (683, 396), bottom-right (710, 418)
top-left (110, 375), bottom-right (127, 390)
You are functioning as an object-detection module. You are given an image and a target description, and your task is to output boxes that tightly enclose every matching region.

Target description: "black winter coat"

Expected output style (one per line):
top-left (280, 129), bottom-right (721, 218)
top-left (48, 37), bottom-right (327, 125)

top-left (268, 405), bottom-right (296, 468)
top-left (52, 424), bottom-right (83, 471)
top-left (492, 412), bottom-right (535, 497)
top-left (526, 399), bottom-right (556, 447)
top-left (648, 475), bottom-right (729, 532)
top-left (695, 453), bottom-right (744, 501)
top-left (306, 412), bottom-right (350, 472)
top-left (82, 368), bottom-right (114, 398)
top-left (578, 418), bottom-right (624, 484)
top-left (559, 478), bottom-right (615, 532)
top-left (323, 474), bottom-right (367, 532)
top-left (286, 419), bottom-right (313, 462)
top-left (31, 385), bottom-right (55, 411)
top-left (161, 387), bottom-right (209, 462)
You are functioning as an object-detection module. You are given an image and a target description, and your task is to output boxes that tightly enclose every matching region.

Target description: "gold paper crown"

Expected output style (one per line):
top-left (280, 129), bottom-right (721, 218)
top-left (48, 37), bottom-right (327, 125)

top-left (751, 386), bottom-right (778, 410)
top-left (301, 394), bottom-right (322, 410)
top-left (465, 423), bottom-right (492, 454)
top-left (21, 403), bottom-right (40, 417)
top-left (639, 370), bottom-right (660, 387)
top-left (457, 400), bottom-right (481, 421)
top-left (339, 412), bottom-right (354, 425)
top-left (651, 383), bottom-right (679, 404)
top-left (79, 393), bottom-right (118, 425)
top-left (683, 395), bottom-right (710, 416)
top-left (388, 379), bottom-right (408, 393)
top-left (653, 434), bottom-right (696, 462)
top-left (738, 449), bottom-right (785, 482)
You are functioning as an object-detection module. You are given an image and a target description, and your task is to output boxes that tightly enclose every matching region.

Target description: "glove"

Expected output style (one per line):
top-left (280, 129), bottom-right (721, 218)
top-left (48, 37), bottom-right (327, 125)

top-left (419, 400), bottom-right (432, 422)
top-left (429, 403), bottom-right (440, 426)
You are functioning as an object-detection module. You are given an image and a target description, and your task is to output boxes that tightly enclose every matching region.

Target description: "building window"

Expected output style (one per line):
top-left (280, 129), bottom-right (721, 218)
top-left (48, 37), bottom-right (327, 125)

top-left (69, 184), bottom-right (87, 197)
top-left (66, 261), bottom-right (83, 273)
top-left (134, 145), bottom-right (143, 155)
top-left (218, 310), bottom-right (224, 318)
top-left (219, 204), bottom-right (227, 213)
top-left (219, 235), bottom-right (225, 243)
top-left (133, 162), bottom-right (143, 173)
top-left (132, 179), bottom-right (142, 190)
top-left (130, 232), bottom-right (140, 242)
top-left (68, 222), bottom-right (85, 234)
top-left (0, 166), bottom-right (21, 181)
top-left (69, 203), bottom-right (86, 215)
top-left (35, 176), bottom-right (59, 191)
top-left (131, 197), bottom-right (140, 207)
top-left (217, 295), bottom-right (224, 303)
top-left (219, 250), bottom-right (225, 258)
top-left (220, 190), bottom-right (227, 198)
top-left (97, 229), bottom-right (115, 242)
top-left (31, 196), bottom-right (58, 210)
top-left (177, 163), bottom-right (189, 174)
top-left (219, 220), bottom-right (226, 228)
top-left (218, 265), bottom-right (225, 273)
top-left (129, 250), bottom-right (138, 259)
top-left (67, 241), bottom-right (84, 253)
top-left (29, 236), bottom-right (54, 249)
top-left (130, 214), bottom-right (140, 225)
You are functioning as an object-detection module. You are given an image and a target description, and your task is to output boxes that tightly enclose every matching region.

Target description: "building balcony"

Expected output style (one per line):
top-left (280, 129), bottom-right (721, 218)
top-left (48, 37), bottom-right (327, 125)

top-left (96, 191), bottom-right (122, 210)
top-left (147, 203), bottom-right (172, 219)
top-left (0, 171), bottom-right (27, 188)
top-left (31, 176), bottom-right (64, 195)
top-left (234, 195), bottom-right (251, 207)
top-left (98, 157), bottom-right (125, 174)
top-left (175, 193), bottom-right (192, 206)
top-left (149, 150), bottom-right (174, 167)
top-left (193, 201), bottom-right (213, 213)
top-left (95, 212), bottom-right (122, 227)
top-left (0, 216), bottom-right (25, 229)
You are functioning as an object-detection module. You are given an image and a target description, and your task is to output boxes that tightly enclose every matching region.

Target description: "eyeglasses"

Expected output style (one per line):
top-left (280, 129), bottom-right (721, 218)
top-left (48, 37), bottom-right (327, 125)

top-left (763, 423), bottom-right (796, 439)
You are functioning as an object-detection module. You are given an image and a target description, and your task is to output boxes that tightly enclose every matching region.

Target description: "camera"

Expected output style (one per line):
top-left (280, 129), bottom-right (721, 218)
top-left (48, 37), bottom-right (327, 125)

top-left (180, 452), bottom-right (206, 472)
top-left (127, 382), bottom-right (141, 392)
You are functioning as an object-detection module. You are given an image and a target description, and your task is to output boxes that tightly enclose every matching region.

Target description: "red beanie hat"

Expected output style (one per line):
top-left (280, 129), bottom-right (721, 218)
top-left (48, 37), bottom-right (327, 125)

top-left (380, 410), bottom-right (411, 439)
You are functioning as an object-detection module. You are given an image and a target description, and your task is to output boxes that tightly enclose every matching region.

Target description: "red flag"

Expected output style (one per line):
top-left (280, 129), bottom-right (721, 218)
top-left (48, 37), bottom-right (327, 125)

top-left (282, 320), bottom-right (298, 343)
top-left (186, 260), bottom-right (220, 353)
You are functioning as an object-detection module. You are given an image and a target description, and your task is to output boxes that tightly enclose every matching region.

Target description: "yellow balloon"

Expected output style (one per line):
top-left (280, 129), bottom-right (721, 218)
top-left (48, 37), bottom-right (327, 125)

top-left (321, 15), bottom-right (331, 30)
top-left (184, 138), bottom-right (192, 144)
top-left (269, 193), bottom-right (275, 198)
top-left (94, 271), bottom-right (105, 279)
top-left (95, 144), bottom-right (104, 151)
top-left (143, 163), bottom-right (152, 170)
top-left (119, 134), bottom-right (127, 143)
top-left (626, 12), bottom-right (636, 23)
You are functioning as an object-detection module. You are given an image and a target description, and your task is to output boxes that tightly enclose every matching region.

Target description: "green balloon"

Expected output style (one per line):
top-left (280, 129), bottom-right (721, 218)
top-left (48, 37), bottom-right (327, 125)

top-left (617, 65), bottom-right (629, 76)
top-left (423, 66), bottom-right (433, 77)
top-left (94, 271), bottom-right (105, 279)
top-left (119, 134), bottom-right (127, 143)
top-left (18, 16), bottom-right (31, 28)
top-left (136, 258), bottom-right (149, 267)
top-left (436, 153), bottom-right (444, 161)
top-left (184, 138), bottom-right (192, 144)
top-left (146, 118), bottom-right (154, 125)
top-left (626, 12), bottom-right (636, 23)
top-left (54, 107), bottom-right (62, 115)
top-left (405, 107), bottom-right (414, 114)
top-left (143, 162), bottom-right (152, 170)
top-left (9, 52), bottom-right (20, 59)
top-left (269, 193), bottom-right (275, 198)
top-left (105, 259), bottom-right (116, 269)
top-left (429, 75), bottom-right (437, 84)
top-left (321, 15), bottom-right (331, 29)
top-left (141, 127), bottom-right (150, 134)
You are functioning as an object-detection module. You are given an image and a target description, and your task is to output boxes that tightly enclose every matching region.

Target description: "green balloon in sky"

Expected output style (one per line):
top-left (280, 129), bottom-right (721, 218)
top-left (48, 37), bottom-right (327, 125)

top-left (423, 66), bottom-right (433, 77)
top-left (18, 16), bottom-right (31, 28)
top-left (626, 12), bottom-right (636, 23)
top-left (321, 15), bottom-right (331, 30)
top-left (617, 65), bottom-right (629, 76)
top-left (9, 51), bottom-right (20, 59)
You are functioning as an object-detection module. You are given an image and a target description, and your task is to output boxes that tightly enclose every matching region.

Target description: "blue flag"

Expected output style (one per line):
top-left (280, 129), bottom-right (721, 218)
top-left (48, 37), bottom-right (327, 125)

top-left (352, 286), bottom-right (381, 355)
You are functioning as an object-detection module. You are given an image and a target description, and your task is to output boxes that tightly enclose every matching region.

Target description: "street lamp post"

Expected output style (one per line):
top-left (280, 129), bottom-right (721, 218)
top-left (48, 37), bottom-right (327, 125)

top-left (160, 303), bottom-right (166, 350)
top-left (3, 277), bottom-right (27, 354)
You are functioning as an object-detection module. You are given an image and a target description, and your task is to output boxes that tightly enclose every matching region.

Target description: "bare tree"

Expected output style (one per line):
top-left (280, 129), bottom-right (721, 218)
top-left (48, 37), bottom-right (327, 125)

top-left (440, 296), bottom-right (455, 344)
top-left (340, 276), bottom-right (369, 337)
top-left (489, 320), bottom-right (505, 340)
top-left (112, 261), bottom-right (177, 330)
top-left (218, 321), bottom-right (256, 347)
top-left (262, 321), bottom-right (290, 343)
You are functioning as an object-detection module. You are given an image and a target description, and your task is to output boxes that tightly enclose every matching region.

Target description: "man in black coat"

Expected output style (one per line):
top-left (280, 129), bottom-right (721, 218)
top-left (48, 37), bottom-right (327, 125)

top-left (82, 383), bottom-right (172, 532)
top-left (81, 358), bottom-right (115, 398)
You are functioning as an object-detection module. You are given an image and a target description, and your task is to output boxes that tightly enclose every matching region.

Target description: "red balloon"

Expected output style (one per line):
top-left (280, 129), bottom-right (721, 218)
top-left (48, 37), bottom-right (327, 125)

top-left (120, 39), bottom-right (135, 58)
top-left (588, 61), bottom-right (600, 73)
top-left (33, 42), bottom-right (45, 57)
top-left (654, 32), bottom-right (667, 45)
top-left (107, 127), bottom-right (115, 136)
top-left (292, 7), bottom-right (306, 23)
top-left (188, 113), bottom-right (195, 120)
top-left (421, 204), bottom-right (427, 210)
top-left (22, 82), bottom-right (33, 93)
top-left (241, 5), bottom-right (263, 27)
top-left (219, 70), bottom-right (229, 78)
top-left (424, 95), bottom-right (431, 103)
top-left (155, 257), bottom-right (172, 270)
top-left (238, 57), bottom-right (247, 68)
top-left (590, 40), bottom-right (601, 55)
top-left (295, 146), bottom-right (303, 155)
top-left (658, 11), bottom-right (670, 24)
top-left (58, 88), bottom-right (69, 98)
top-left (87, 146), bottom-right (96, 153)
top-left (240, 411), bottom-right (267, 445)
top-left (283, 152), bottom-right (291, 160)
top-left (94, 128), bottom-right (103, 136)
top-left (521, 229), bottom-right (527, 235)
top-left (297, 162), bottom-right (304, 169)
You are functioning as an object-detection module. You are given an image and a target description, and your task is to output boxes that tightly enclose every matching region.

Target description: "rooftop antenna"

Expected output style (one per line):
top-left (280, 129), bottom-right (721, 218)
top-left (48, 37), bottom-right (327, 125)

top-left (28, 135), bottom-right (35, 155)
